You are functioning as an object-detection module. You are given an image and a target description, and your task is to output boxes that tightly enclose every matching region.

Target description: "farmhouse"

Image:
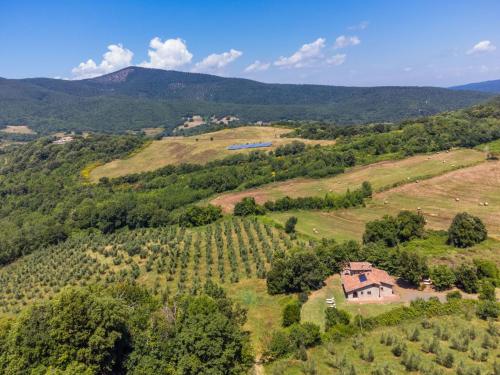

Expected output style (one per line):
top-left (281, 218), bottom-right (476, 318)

top-left (341, 262), bottom-right (395, 301)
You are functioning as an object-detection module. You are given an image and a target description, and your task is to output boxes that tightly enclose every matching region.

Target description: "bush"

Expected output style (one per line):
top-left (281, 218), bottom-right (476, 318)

top-left (479, 281), bottom-right (496, 301)
top-left (233, 197), bottom-right (265, 216)
top-left (325, 308), bottom-right (351, 330)
top-left (266, 330), bottom-right (292, 359)
top-left (289, 322), bottom-right (321, 348)
top-left (446, 291), bottom-right (462, 301)
top-left (178, 204), bottom-right (222, 227)
top-left (396, 210), bottom-right (426, 242)
top-left (285, 216), bottom-right (298, 234)
top-left (476, 301), bottom-right (500, 320)
top-left (282, 301), bottom-right (301, 327)
top-left (430, 265), bottom-right (456, 291)
top-left (454, 264), bottom-right (480, 293)
top-left (447, 212), bottom-right (487, 248)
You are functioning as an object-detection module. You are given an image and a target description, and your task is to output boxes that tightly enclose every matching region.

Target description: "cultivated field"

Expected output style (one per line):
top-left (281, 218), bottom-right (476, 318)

top-left (0, 125), bottom-right (35, 134)
top-left (211, 149), bottom-right (485, 213)
top-left (267, 315), bottom-right (500, 374)
top-left (269, 159), bottom-right (500, 242)
top-left (89, 126), bottom-right (335, 181)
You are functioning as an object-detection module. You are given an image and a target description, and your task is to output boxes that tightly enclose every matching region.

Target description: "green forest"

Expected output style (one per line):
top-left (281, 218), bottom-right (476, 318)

top-left (1, 97), bottom-right (500, 374)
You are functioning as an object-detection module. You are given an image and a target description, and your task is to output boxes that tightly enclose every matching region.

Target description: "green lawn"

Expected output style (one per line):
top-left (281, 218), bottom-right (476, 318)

top-left (301, 275), bottom-right (403, 331)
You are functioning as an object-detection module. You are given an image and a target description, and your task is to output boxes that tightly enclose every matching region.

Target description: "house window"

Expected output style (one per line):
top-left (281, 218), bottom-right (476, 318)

top-left (360, 291), bottom-right (363, 295)
top-left (381, 287), bottom-right (384, 290)
top-left (367, 291), bottom-right (372, 295)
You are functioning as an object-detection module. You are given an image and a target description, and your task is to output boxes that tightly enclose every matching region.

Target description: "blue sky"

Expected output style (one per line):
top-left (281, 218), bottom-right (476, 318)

top-left (1, 0), bottom-right (499, 86)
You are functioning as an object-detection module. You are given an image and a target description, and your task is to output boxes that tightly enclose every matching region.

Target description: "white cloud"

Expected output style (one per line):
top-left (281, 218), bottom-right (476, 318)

top-left (140, 37), bottom-right (193, 69)
top-left (193, 49), bottom-right (243, 73)
top-left (274, 38), bottom-right (326, 68)
top-left (403, 67), bottom-right (413, 72)
top-left (333, 35), bottom-right (361, 49)
top-left (467, 40), bottom-right (496, 55)
top-left (327, 54), bottom-right (346, 66)
top-left (71, 44), bottom-right (134, 79)
top-left (244, 60), bottom-right (270, 73)
top-left (348, 21), bottom-right (369, 30)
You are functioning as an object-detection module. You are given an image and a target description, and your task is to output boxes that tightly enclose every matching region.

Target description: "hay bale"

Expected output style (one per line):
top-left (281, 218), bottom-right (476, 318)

top-left (384, 200), bottom-right (388, 205)
top-left (485, 202), bottom-right (489, 206)
top-left (417, 207), bottom-right (421, 211)
top-left (455, 197), bottom-right (460, 202)
top-left (479, 202), bottom-right (484, 206)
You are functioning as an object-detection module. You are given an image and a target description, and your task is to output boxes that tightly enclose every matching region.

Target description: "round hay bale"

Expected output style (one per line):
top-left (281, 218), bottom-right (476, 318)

top-left (479, 202), bottom-right (484, 206)
top-left (455, 197), bottom-right (460, 202)
top-left (485, 202), bottom-right (489, 206)
top-left (384, 200), bottom-right (389, 205)
top-left (417, 207), bottom-right (421, 211)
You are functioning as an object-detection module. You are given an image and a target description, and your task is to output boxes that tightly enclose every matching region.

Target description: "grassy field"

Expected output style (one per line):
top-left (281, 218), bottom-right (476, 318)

top-left (211, 148), bottom-right (485, 213)
top-left (228, 279), bottom-right (294, 354)
top-left (266, 315), bottom-right (499, 374)
top-left (268, 159), bottom-right (500, 244)
top-left (0, 125), bottom-right (36, 134)
top-left (90, 126), bottom-right (335, 182)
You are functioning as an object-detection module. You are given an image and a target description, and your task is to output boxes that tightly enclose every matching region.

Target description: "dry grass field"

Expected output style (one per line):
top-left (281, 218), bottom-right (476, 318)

top-left (0, 125), bottom-right (36, 134)
top-left (269, 159), bottom-right (500, 241)
top-left (212, 148), bottom-right (485, 213)
top-left (89, 126), bottom-right (335, 182)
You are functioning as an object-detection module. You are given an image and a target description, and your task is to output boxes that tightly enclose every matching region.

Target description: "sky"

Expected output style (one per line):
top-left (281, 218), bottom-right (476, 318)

top-left (1, 0), bottom-right (499, 87)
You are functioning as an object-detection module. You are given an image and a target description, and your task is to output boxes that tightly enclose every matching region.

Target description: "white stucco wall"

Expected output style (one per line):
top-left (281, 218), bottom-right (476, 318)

top-left (346, 283), bottom-right (393, 300)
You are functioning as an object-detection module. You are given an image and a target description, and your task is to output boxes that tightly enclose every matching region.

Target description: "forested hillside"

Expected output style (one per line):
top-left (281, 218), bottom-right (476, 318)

top-left (0, 67), bottom-right (493, 134)
top-left (452, 78), bottom-right (500, 94)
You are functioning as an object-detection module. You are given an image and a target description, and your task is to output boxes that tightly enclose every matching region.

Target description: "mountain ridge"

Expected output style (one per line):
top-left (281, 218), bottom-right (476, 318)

top-left (451, 78), bottom-right (500, 94)
top-left (0, 66), bottom-right (494, 134)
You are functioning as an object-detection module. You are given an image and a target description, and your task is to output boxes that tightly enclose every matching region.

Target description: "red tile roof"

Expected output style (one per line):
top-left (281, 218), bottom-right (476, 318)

top-left (348, 262), bottom-right (373, 271)
top-left (341, 268), bottom-right (395, 293)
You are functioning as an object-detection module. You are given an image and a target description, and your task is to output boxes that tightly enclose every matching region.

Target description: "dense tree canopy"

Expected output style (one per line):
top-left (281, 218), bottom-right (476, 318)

top-left (448, 212), bottom-right (487, 248)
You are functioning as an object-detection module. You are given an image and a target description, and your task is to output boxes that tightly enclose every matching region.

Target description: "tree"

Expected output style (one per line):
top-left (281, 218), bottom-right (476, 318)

top-left (363, 215), bottom-right (399, 247)
top-left (174, 294), bottom-right (252, 374)
top-left (454, 264), bottom-right (480, 293)
top-left (474, 259), bottom-right (499, 280)
top-left (1, 288), bottom-right (130, 374)
top-left (178, 205), bottom-right (222, 227)
top-left (430, 265), bottom-right (456, 291)
top-left (396, 210), bottom-right (425, 242)
top-left (361, 181), bottom-right (373, 198)
top-left (282, 301), bottom-right (301, 327)
top-left (448, 212), bottom-right (487, 248)
top-left (398, 250), bottom-right (428, 286)
top-left (476, 301), bottom-right (500, 320)
top-left (285, 216), bottom-right (298, 234)
top-left (233, 197), bottom-right (265, 216)
top-left (267, 251), bottom-right (327, 294)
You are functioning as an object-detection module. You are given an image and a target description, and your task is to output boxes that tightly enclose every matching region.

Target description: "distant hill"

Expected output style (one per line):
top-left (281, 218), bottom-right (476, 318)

top-left (0, 67), bottom-right (493, 134)
top-left (451, 79), bottom-right (500, 94)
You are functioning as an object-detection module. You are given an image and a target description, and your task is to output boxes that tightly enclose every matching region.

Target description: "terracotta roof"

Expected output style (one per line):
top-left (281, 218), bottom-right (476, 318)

top-left (341, 268), bottom-right (395, 293)
top-left (348, 262), bottom-right (373, 271)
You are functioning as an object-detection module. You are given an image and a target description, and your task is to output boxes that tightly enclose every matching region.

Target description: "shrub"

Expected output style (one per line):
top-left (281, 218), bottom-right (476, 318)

top-left (430, 265), bottom-right (456, 291)
top-left (476, 301), bottom-right (500, 320)
top-left (289, 322), bottom-right (321, 348)
top-left (454, 264), bottom-right (480, 293)
top-left (282, 300), bottom-right (301, 327)
top-left (233, 197), bottom-right (265, 216)
top-left (446, 290), bottom-right (462, 301)
top-left (479, 281), bottom-right (496, 301)
top-left (265, 330), bottom-right (292, 359)
top-left (447, 212), bottom-right (487, 248)
top-left (325, 308), bottom-right (351, 330)
top-left (284, 216), bottom-right (298, 234)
